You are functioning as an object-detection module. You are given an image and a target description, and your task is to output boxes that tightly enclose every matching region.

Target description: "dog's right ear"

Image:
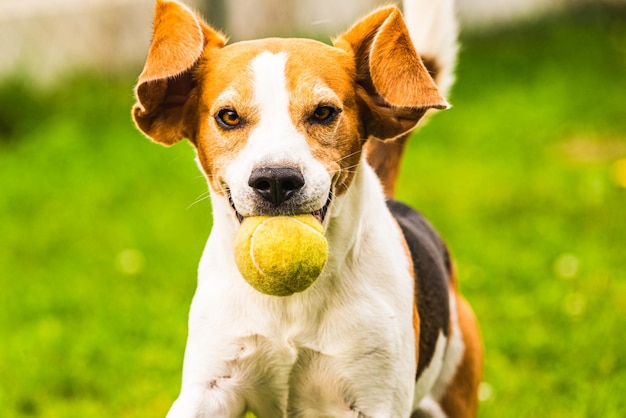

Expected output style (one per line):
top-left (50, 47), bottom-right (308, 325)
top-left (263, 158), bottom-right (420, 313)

top-left (132, 0), bottom-right (226, 145)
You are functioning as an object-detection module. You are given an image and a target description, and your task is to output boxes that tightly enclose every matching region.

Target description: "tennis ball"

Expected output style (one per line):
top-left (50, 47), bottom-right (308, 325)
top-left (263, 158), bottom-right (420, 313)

top-left (234, 214), bottom-right (328, 296)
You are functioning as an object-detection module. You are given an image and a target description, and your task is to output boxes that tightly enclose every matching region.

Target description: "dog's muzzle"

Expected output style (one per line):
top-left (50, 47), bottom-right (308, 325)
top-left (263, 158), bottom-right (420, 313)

top-left (228, 165), bottom-right (332, 224)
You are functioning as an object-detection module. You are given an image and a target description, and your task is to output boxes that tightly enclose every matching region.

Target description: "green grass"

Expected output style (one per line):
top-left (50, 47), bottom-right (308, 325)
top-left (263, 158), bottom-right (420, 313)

top-left (1, 4), bottom-right (625, 417)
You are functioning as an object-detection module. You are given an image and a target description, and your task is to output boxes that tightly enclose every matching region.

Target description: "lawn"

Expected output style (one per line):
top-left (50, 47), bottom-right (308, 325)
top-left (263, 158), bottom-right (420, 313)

top-left (1, 3), bottom-right (625, 417)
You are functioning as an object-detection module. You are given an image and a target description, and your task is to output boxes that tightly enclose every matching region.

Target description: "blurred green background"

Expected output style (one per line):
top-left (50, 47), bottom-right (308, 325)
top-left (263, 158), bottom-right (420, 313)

top-left (1, 3), bottom-right (625, 417)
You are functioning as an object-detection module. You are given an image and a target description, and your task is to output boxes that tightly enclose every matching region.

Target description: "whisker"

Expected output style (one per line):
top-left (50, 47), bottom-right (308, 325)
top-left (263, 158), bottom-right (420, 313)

top-left (187, 190), bottom-right (212, 210)
top-left (332, 150), bottom-right (363, 164)
top-left (196, 172), bottom-right (222, 179)
top-left (328, 163), bottom-right (361, 174)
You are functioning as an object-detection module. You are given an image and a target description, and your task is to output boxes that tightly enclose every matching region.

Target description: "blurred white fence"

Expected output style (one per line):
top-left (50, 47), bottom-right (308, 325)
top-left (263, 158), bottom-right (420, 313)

top-left (224, 0), bottom-right (584, 40)
top-left (0, 0), bottom-right (200, 82)
top-left (0, 0), bottom-right (619, 82)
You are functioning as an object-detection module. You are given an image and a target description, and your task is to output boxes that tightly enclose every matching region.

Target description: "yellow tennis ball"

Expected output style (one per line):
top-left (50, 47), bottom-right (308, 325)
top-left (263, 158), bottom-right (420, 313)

top-left (234, 214), bottom-right (328, 296)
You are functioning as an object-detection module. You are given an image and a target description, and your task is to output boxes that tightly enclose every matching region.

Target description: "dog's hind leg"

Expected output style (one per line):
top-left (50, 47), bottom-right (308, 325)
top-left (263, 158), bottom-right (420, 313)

top-left (437, 293), bottom-right (482, 418)
top-left (410, 292), bottom-right (482, 418)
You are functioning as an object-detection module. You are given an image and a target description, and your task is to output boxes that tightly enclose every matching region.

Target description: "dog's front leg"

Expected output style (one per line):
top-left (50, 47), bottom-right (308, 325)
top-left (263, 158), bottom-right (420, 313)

top-left (166, 286), bottom-right (251, 418)
top-left (167, 269), bottom-right (296, 418)
top-left (167, 327), bottom-right (294, 418)
top-left (166, 336), bottom-right (247, 418)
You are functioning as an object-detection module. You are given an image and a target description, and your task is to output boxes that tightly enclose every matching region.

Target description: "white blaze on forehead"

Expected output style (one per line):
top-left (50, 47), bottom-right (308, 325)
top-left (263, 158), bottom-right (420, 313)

top-left (250, 51), bottom-right (291, 125)
top-left (245, 51), bottom-right (314, 163)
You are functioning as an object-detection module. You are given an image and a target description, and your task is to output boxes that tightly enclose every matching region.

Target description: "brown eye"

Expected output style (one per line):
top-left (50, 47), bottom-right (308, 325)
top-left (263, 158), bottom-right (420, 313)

top-left (216, 108), bottom-right (241, 128)
top-left (311, 105), bottom-right (340, 124)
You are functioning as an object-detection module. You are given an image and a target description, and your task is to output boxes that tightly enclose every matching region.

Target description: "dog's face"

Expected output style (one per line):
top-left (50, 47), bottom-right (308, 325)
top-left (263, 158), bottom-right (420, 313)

top-left (196, 39), bottom-right (361, 224)
top-left (133, 0), bottom-right (447, 227)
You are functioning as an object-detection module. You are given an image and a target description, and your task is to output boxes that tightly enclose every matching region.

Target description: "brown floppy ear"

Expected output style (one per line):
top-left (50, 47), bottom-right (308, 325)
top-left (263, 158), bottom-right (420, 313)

top-left (132, 0), bottom-right (226, 145)
top-left (334, 6), bottom-right (449, 141)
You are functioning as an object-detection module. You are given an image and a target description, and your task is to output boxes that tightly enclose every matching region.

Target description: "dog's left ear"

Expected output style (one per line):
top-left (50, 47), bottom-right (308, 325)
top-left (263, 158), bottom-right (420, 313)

top-left (334, 6), bottom-right (449, 141)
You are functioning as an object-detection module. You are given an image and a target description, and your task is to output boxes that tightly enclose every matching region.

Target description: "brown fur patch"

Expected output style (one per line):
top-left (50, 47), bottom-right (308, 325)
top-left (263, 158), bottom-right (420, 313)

top-left (440, 292), bottom-right (483, 418)
top-left (283, 41), bottom-right (363, 196)
top-left (364, 133), bottom-right (410, 198)
top-left (193, 44), bottom-right (262, 196)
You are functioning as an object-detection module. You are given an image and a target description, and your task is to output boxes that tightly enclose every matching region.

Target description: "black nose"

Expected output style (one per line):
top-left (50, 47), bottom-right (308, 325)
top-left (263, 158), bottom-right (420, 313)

top-left (248, 166), bottom-right (305, 206)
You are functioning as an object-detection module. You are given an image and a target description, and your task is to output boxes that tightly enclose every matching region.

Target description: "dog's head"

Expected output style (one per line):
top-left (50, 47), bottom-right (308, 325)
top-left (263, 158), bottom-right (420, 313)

top-left (132, 0), bottom-right (447, 227)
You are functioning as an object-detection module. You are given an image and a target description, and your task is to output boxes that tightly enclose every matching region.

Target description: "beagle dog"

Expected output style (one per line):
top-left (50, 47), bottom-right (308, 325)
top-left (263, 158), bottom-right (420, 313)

top-left (132, 0), bottom-right (482, 416)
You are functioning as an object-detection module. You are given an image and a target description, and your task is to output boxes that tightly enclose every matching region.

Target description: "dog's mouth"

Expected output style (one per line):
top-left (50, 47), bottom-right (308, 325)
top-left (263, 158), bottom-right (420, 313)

top-left (228, 192), bottom-right (332, 225)
top-left (311, 194), bottom-right (332, 224)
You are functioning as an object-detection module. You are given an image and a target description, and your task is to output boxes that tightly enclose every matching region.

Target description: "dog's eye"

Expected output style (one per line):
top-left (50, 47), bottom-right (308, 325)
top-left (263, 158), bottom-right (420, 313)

top-left (216, 108), bottom-right (241, 128)
top-left (311, 105), bottom-right (340, 124)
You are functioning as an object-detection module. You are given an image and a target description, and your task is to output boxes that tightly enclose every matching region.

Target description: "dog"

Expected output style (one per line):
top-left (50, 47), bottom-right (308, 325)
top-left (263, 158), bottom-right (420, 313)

top-left (132, 0), bottom-right (482, 416)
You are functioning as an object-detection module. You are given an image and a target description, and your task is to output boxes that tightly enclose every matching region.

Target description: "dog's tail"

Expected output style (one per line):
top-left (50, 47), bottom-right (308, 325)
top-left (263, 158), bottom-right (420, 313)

top-left (364, 0), bottom-right (458, 198)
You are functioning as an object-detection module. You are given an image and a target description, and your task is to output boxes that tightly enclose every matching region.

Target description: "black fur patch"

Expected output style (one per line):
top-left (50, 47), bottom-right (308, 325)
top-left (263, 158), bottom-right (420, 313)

top-left (386, 200), bottom-right (450, 379)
